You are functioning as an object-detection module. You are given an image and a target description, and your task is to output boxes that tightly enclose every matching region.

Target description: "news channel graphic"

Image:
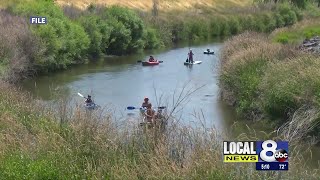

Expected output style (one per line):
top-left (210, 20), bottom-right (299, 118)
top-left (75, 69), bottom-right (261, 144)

top-left (223, 140), bottom-right (289, 171)
top-left (30, 17), bottom-right (47, 24)
top-left (256, 140), bottom-right (288, 171)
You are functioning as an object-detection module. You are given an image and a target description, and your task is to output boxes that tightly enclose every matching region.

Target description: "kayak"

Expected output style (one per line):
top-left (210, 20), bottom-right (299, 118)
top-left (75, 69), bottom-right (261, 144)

top-left (142, 61), bottom-right (159, 66)
top-left (140, 107), bottom-right (146, 114)
top-left (84, 103), bottom-right (98, 110)
top-left (184, 61), bottom-right (202, 65)
top-left (204, 51), bottom-right (214, 55)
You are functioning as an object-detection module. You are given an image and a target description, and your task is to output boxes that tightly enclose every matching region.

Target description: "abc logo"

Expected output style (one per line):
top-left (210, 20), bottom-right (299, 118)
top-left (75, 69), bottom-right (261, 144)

top-left (259, 140), bottom-right (288, 162)
top-left (274, 149), bottom-right (288, 162)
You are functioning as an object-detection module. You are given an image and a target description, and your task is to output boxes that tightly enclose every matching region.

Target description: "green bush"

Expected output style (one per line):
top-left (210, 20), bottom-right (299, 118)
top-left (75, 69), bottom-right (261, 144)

top-left (261, 13), bottom-right (276, 33)
top-left (209, 19), bottom-right (221, 37)
top-left (228, 16), bottom-right (241, 35)
top-left (78, 14), bottom-right (113, 57)
top-left (184, 20), bottom-right (209, 41)
top-left (11, 0), bottom-right (90, 72)
top-left (221, 57), bottom-right (268, 114)
top-left (105, 6), bottom-right (145, 54)
top-left (276, 3), bottom-right (298, 26)
top-left (105, 18), bottom-right (132, 55)
top-left (218, 17), bottom-right (231, 36)
top-left (78, 15), bottom-right (103, 57)
top-left (274, 13), bottom-right (286, 28)
top-left (143, 27), bottom-right (162, 49)
top-left (260, 56), bottom-right (320, 118)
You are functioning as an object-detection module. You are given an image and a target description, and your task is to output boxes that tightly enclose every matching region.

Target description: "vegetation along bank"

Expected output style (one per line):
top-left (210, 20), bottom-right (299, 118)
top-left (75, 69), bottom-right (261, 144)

top-left (0, 0), bottom-right (304, 82)
top-left (219, 1), bottom-right (320, 138)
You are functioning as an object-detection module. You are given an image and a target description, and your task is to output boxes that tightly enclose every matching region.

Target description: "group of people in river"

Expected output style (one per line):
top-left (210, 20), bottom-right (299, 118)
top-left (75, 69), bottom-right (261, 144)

top-left (83, 49), bottom-right (196, 127)
top-left (148, 49), bottom-right (195, 63)
top-left (84, 95), bottom-right (159, 126)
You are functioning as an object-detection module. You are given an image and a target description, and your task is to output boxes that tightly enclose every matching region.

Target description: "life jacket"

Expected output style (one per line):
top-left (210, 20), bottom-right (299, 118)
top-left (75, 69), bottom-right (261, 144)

top-left (85, 99), bottom-right (93, 103)
top-left (142, 102), bottom-right (150, 108)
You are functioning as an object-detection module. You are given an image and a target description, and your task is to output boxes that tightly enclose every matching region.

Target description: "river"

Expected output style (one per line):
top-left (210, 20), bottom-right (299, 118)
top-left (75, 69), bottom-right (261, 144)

top-left (20, 41), bottom-right (320, 169)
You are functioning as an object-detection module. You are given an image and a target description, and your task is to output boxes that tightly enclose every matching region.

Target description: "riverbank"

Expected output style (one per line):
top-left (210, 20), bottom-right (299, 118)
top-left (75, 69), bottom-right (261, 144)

top-left (219, 15), bottom-right (320, 138)
top-left (0, 81), bottom-right (319, 179)
top-left (1, 0), bottom-right (304, 83)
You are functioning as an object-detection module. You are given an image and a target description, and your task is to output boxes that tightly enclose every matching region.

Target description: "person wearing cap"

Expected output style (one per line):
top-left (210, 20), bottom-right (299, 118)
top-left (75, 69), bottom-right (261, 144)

top-left (148, 55), bottom-right (155, 62)
top-left (85, 95), bottom-right (93, 104)
top-left (188, 49), bottom-right (194, 63)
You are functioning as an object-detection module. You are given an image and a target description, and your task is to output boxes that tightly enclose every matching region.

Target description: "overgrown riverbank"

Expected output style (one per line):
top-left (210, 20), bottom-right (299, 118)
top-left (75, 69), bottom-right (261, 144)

top-left (219, 18), bottom-right (320, 138)
top-left (0, 81), bottom-right (319, 179)
top-left (1, 0), bottom-right (304, 82)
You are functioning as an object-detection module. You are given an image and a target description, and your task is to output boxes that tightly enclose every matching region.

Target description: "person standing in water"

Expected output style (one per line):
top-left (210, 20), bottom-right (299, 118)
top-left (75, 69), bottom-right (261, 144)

top-left (188, 49), bottom-right (194, 63)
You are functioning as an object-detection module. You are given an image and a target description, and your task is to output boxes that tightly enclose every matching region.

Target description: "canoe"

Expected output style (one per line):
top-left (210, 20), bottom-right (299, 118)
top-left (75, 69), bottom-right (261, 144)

top-left (204, 51), bottom-right (214, 55)
top-left (142, 61), bottom-right (159, 66)
top-left (184, 61), bottom-right (202, 65)
top-left (84, 103), bottom-right (98, 110)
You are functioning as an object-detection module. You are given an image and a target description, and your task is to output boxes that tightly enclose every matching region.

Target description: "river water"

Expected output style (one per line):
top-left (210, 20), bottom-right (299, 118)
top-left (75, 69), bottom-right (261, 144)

top-left (20, 41), bottom-right (320, 169)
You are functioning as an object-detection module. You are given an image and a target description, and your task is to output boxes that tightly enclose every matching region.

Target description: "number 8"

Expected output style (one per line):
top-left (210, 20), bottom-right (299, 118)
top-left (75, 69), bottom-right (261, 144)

top-left (260, 140), bottom-right (277, 162)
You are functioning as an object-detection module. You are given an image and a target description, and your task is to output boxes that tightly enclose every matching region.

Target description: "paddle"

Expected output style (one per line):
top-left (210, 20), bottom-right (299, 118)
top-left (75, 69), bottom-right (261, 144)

top-left (77, 92), bottom-right (86, 99)
top-left (127, 106), bottom-right (166, 110)
top-left (137, 60), bottom-right (163, 63)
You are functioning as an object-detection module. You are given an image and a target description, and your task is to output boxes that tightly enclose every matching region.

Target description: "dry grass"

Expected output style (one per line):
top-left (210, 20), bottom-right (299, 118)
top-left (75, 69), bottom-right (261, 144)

top-left (55, 0), bottom-right (252, 11)
top-left (0, 80), bottom-right (319, 179)
top-left (0, 10), bottom-right (41, 83)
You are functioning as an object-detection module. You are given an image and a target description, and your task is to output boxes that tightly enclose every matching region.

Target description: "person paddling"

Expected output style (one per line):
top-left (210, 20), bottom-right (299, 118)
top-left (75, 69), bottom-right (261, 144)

top-left (188, 49), bottom-right (194, 63)
top-left (148, 56), bottom-right (155, 62)
top-left (142, 97), bottom-right (151, 108)
top-left (145, 103), bottom-right (156, 125)
top-left (85, 95), bottom-right (94, 105)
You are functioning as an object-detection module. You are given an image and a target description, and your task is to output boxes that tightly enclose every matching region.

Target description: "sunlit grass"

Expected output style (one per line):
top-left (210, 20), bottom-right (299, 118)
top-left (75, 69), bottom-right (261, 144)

top-left (54, 0), bottom-right (253, 11)
top-left (271, 18), bottom-right (320, 44)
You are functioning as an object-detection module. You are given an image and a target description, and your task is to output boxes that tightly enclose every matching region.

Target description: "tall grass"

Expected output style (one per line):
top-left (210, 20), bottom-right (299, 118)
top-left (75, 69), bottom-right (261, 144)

top-left (219, 30), bottom-right (320, 137)
top-left (0, 81), bottom-right (319, 179)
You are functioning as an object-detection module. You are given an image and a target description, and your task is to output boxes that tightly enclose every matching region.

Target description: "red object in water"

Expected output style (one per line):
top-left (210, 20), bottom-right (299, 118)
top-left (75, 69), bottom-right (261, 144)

top-left (142, 60), bottom-right (159, 66)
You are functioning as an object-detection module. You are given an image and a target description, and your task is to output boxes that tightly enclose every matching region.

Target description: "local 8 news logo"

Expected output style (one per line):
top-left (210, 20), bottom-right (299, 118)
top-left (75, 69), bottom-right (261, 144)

top-left (259, 140), bottom-right (288, 162)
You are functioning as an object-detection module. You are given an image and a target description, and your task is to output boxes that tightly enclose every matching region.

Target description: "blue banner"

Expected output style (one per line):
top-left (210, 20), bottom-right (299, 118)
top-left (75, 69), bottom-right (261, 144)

top-left (256, 162), bottom-right (288, 171)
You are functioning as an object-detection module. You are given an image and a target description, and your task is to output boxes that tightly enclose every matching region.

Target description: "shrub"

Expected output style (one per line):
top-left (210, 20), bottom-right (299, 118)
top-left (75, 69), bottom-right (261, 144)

top-left (227, 16), bottom-right (241, 35)
top-left (260, 55), bottom-right (320, 119)
top-left (10, 0), bottom-right (90, 72)
top-left (209, 19), bottom-right (221, 37)
top-left (276, 3), bottom-right (298, 26)
top-left (143, 27), bottom-right (162, 49)
top-left (105, 6), bottom-right (145, 54)
top-left (220, 32), bottom-right (300, 118)
top-left (0, 10), bottom-right (41, 83)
